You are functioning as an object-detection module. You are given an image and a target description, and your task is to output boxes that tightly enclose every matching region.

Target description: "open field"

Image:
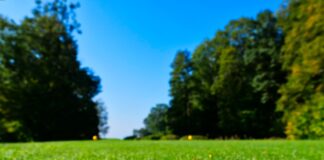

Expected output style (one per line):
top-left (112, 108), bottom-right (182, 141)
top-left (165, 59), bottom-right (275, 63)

top-left (0, 140), bottom-right (323, 160)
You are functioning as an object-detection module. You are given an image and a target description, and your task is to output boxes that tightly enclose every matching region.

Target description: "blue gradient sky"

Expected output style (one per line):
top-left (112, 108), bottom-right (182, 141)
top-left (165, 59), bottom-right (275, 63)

top-left (0, 0), bottom-right (283, 138)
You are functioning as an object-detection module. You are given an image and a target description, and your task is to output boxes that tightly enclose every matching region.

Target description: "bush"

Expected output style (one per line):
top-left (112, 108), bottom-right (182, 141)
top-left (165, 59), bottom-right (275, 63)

top-left (124, 135), bottom-right (137, 140)
top-left (180, 135), bottom-right (208, 140)
top-left (160, 134), bottom-right (178, 140)
top-left (141, 134), bottom-right (163, 140)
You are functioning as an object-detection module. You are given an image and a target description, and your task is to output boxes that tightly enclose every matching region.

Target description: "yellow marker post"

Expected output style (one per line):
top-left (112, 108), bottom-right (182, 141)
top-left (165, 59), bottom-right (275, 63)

top-left (188, 135), bottom-right (192, 140)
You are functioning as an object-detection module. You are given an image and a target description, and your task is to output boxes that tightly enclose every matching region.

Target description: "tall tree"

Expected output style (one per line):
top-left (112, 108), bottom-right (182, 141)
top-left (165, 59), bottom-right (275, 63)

top-left (213, 44), bottom-right (251, 137)
top-left (190, 40), bottom-right (219, 137)
top-left (0, 16), bottom-right (28, 141)
top-left (144, 104), bottom-right (169, 135)
top-left (277, 0), bottom-right (324, 139)
top-left (211, 11), bottom-right (285, 138)
top-left (243, 11), bottom-right (285, 137)
top-left (97, 101), bottom-right (109, 138)
top-left (0, 0), bottom-right (102, 141)
top-left (167, 11), bottom-right (286, 138)
top-left (168, 51), bottom-right (195, 136)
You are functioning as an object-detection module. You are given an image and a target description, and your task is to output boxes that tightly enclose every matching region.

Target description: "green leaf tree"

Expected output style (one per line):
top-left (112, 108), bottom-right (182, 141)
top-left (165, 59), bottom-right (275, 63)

top-left (277, 0), bottom-right (324, 139)
top-left (144, 104), bottom-right (169, 135)
top-left (168, 51), bottom-right (196, 136)
top-left (0, 0), bottom-right (103, 141)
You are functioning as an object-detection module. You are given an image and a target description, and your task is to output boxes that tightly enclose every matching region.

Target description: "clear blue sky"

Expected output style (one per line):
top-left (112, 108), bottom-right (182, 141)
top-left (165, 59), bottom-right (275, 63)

top-left (0, 0), bottom-right (283, 138)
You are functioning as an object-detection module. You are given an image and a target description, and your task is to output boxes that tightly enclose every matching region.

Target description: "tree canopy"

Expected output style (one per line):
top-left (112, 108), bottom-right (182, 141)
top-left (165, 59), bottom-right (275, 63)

top-left (0, 0), bottom-right (106, 141)
top-left (277, 0), bottom-right (324, 139)
top-left (135, 0), bottom-right (323, 140)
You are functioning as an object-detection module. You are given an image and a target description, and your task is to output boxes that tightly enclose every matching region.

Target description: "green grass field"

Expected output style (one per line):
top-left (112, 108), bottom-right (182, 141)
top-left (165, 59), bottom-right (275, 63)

top-left (0, 140), bottom-right (323, 160)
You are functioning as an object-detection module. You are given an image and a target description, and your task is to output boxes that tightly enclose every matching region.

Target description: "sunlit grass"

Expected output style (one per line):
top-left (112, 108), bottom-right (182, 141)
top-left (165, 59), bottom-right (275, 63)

top-left (0, 140), bottom-right (323, 160)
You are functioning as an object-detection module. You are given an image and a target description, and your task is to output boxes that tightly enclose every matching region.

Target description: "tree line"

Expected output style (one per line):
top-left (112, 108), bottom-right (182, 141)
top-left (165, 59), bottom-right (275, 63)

top-left (0, 0), bottom-right (108, 142)
top-left (132, 0), bottom-right (324, 140)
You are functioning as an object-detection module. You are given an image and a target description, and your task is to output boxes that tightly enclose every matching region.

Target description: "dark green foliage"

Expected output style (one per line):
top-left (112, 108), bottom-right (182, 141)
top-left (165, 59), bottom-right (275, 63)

top-left (0, 0), bottom-right (103, 141)
top-left (144, 104), bottom-right (169, 135)
top-left (0, 16), bottom-right (27, 141)
top-left (244, 11), bottom-right (285, 137)
top-left (190, 41), bottom-right (219, 137)
top-left (132, 104), bottom-right (169, 139)
top-left (165, 10), bottom-right (287, 139)
top-left (135, 0), bottom-right (323, 140)
top-left (168, 51), bottom-right (197, 136)
top-left (212, 11), bottom-right (285, 138)
top-left (124, 135), bottom-right (137, 140)
top-left (133, 128), bottom-right (151, 139)
top-left (97, 101), bottom-right (109, 138)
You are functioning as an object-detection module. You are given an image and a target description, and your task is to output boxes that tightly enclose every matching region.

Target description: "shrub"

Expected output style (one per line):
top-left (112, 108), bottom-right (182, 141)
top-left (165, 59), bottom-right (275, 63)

top-left (141, 134), bottom-right (163, 140)
top-left (124, 135), bottom-right (137, 140)
top-left (160, 134), bottom-right (178, 140)
top-left (180, 135), bottom-right (208, 140)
